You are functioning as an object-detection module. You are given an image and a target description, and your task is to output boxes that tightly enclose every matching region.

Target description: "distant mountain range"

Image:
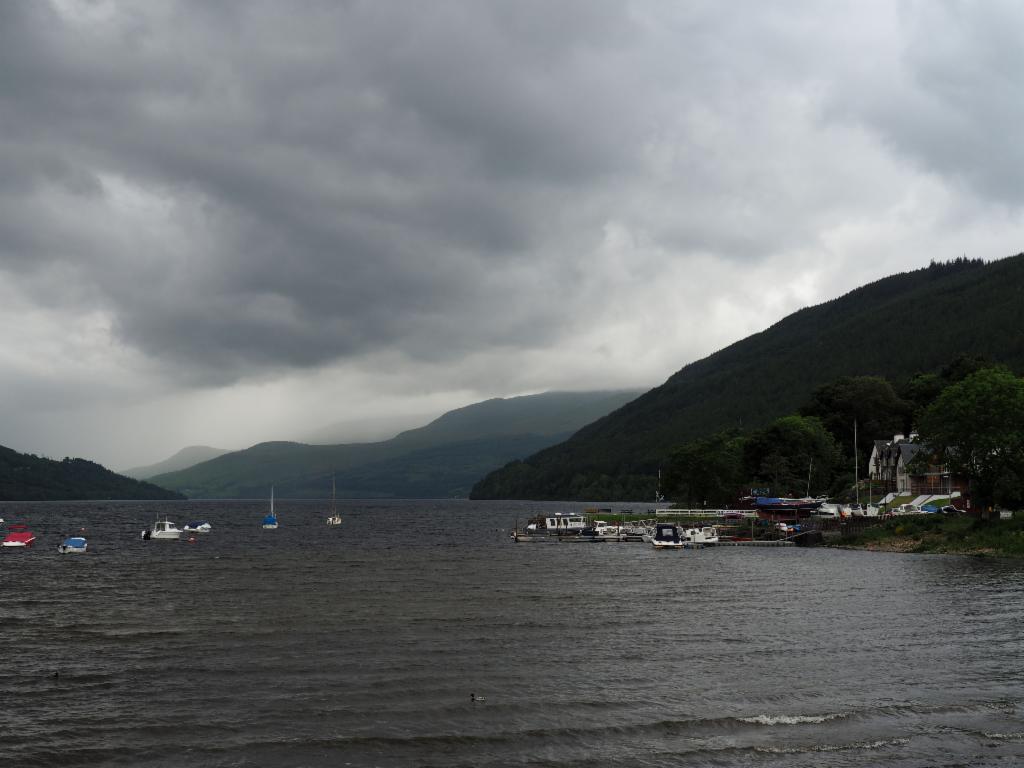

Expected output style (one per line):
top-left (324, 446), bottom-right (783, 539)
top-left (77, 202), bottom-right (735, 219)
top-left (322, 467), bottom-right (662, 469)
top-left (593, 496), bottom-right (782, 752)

top-left (0, 444), bottom-right (185, 501)
top-left (149, 390), bottom-right (643, 498)
top-left (472, 254), bottom-right (1024, 500)
top-left (121, 445), bottom-right (234, 480)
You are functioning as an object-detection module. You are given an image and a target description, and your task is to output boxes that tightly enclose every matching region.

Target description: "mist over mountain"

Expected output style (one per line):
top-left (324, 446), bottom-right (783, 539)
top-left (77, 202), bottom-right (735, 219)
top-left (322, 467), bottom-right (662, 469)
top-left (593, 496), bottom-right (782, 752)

top-left (121, 445), bottom-right (234, 480)
top-left (150, 390), bottom-right (642, 499)
top-left (303, 414), bottom-right (435, 446)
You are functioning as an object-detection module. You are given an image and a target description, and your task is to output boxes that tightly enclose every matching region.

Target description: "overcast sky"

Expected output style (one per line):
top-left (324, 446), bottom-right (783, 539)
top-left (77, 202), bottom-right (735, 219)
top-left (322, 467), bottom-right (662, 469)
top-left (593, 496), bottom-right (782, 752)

top-left (3, 0), bottom-right (1024, 469)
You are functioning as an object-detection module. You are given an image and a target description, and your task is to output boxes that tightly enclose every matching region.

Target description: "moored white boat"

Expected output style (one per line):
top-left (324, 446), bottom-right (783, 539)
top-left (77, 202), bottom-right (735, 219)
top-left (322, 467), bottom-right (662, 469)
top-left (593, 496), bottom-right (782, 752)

top-left (523, 512), bottom-right (587, 535)
top-left (513, 512), bottom-right (588, 542)
top-left (681, 525), bottom-right (720, 547)
top-left (646, 522), bottom-right (686, 549)
top-left (141, 519), bottom-right (182, 540)
top-left (623, 522), bottom-right (654, 541)
top-left (183, 521), bottom-right (212, 533)
top-left (326, 476), bottom-right (341, 526)
top-left (579, 520), bottom-right (628, 541)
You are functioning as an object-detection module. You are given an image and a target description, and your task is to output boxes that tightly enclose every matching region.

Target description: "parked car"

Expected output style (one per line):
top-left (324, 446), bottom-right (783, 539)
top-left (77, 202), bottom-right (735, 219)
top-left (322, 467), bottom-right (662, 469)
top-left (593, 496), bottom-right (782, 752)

top-left (940, 505), bottom-right (962, 515)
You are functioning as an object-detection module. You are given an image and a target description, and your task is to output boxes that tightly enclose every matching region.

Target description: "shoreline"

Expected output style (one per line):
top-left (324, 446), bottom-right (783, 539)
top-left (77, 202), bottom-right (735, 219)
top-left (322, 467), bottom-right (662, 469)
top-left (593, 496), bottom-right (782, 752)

top-left (827, 513), bottom-right (1024, 557)
top-left (832, 540), bottom-right (1003, 557)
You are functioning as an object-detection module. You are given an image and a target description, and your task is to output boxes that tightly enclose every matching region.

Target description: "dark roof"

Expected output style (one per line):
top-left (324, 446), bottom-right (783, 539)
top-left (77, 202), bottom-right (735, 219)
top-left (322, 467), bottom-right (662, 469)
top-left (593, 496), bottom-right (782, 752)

top-left (898, 443), bottom-right (925, 463)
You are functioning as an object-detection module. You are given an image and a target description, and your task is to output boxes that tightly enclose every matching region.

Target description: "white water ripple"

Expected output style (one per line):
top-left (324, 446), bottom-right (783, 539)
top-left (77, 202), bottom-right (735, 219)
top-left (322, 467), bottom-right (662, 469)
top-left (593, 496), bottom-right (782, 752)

top-left (740, 713), bottom-right (846, 726)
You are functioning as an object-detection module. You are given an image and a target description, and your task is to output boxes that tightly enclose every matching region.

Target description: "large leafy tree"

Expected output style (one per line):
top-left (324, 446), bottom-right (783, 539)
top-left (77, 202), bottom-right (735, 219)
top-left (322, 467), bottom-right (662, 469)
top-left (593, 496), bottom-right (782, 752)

top-left (918, 368), bottom-right (1024, 514)
top-left (800, 376), bottom-right (911, 471)
top-left (898, 372), bottom-right (945, 427)
top-left (742, 415), bottom-right (843, 497)
top-left (663, 431), bottom-right (746, 508)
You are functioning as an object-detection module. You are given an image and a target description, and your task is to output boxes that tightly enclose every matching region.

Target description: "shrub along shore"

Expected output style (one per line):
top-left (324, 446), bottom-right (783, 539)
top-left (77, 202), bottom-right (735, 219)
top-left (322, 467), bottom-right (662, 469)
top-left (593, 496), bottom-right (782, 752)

top-left (836, 513), bottom-right (1024, 557)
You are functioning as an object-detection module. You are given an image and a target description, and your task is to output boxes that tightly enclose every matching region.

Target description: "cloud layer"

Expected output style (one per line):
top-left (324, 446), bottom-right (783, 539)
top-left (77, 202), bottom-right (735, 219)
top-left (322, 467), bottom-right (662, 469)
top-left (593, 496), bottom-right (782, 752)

top-left (3, 0), bottom-right (1024, 467)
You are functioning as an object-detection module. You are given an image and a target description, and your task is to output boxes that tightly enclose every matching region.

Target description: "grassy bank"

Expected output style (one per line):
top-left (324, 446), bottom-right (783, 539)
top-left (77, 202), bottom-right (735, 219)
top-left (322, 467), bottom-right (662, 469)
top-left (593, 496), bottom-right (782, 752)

top-left (838, 513), bottom-right (1024, 557)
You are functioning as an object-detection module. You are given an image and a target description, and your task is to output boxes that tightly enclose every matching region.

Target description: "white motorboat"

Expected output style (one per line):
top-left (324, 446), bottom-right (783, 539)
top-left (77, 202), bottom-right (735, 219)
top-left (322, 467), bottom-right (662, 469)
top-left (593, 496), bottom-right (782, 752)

top-left (141, 519), bottom-right (182, 540)
top-left (578, 520), bottom-right (627, 541)
top-left (623, 522), bottom-right (654, 541)
top-left (183, 521), bottom-right (212, 533)
top-left (681, 525), bottom-right (719, 547)
top-left (524, 512), bottom-right (588, 535)
top-left (646, 522), bottom-right (687, 549)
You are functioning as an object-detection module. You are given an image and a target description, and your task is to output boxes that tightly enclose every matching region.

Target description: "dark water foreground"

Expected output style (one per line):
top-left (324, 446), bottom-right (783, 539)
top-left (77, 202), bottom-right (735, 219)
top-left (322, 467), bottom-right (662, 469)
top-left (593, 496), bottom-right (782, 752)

top-left (2, 499), bottom-right (1024, 767)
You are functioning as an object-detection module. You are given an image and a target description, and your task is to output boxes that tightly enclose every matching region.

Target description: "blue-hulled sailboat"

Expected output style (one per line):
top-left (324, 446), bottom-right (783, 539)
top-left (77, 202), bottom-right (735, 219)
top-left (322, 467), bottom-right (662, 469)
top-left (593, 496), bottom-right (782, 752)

top-left (262, 486), bottom-right (278, 529)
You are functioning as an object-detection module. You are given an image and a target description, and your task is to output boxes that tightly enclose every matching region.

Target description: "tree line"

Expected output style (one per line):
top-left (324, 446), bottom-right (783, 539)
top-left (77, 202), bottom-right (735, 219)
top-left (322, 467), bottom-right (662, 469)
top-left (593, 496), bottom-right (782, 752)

top-left (0, 445), bottom-right (185, 501)
top-left (662, 356), bottom-right (1024, 513)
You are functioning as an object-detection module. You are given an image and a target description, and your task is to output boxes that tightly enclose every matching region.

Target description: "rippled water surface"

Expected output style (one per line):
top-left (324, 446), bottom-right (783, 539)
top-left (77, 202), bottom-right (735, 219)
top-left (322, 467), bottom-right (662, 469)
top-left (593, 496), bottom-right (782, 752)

top-left (3, 499), bottom-right (1024, 767)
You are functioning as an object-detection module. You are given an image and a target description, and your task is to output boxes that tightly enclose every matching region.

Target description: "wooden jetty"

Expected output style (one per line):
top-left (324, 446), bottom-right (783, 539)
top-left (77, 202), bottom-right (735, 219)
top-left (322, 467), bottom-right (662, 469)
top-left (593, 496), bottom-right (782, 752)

top-left (715, 540), bottom-right (795, 547)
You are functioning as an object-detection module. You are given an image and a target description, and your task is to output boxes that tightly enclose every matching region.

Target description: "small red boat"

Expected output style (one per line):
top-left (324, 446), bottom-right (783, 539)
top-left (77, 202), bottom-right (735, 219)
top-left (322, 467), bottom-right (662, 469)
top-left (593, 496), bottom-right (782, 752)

top-left (2, 524), bottom-right (37, 548)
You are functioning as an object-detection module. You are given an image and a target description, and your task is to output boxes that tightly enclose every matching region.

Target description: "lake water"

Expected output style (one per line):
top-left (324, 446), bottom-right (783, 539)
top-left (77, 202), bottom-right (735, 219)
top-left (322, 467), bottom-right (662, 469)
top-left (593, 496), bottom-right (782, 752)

top-left (2, 498), bottom-right (1024, 767)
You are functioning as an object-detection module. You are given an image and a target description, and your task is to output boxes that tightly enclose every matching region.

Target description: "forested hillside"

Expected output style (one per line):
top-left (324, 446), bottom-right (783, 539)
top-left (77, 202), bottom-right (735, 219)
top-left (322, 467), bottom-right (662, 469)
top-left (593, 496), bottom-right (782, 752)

top-left (471, 255), bottom-right (1024, 500)
top-left (0, 444), bottom-right (185, 501)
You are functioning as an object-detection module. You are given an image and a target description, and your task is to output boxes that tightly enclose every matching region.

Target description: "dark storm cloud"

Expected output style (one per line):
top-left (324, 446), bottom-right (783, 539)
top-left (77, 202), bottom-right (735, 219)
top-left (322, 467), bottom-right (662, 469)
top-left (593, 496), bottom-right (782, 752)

top-left (0, 1), bottom-right (652, 384)
top-left (3, 0), bottom-right (1024, 398)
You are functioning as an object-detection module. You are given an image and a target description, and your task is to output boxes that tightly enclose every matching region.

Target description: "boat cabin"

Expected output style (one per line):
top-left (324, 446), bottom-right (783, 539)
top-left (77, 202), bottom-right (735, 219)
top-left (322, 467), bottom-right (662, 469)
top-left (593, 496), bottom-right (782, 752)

top-left (524, 512), bottom-right (588, 533)
top-left (543, 513), bottom-right (587, 531)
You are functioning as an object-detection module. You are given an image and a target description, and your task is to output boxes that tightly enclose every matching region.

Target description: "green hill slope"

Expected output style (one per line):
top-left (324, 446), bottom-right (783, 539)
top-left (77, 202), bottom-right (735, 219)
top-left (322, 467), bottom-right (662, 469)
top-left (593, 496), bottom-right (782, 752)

top-left (151, 390), bottom-right (641, 499)
top-left (0, 444), bottom-right (186, 501)
top-left (471, 255), bottom-right (1024, 500)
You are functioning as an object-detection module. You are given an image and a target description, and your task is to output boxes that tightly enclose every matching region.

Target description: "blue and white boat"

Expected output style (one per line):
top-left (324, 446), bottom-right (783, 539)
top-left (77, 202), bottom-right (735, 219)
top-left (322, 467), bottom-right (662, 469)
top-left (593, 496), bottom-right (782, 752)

top-left (262, 487), bottom-right (278, 529)
top-left (58, 536), bottom-right (88, 554)
top-left (183, 521), bottom-right (212, 533)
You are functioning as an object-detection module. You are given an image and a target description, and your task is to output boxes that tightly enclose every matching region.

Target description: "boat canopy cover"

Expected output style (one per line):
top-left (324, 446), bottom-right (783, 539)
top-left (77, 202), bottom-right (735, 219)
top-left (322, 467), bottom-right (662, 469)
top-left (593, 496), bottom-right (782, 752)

top-left (186, 520), bottom-right (208, 527)
top-left (63, 537), bottom-right (87, 547)
top-left (262, 515), bottom-right (277, 525)
top-left (654, 523), bottom-right (681, 543)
